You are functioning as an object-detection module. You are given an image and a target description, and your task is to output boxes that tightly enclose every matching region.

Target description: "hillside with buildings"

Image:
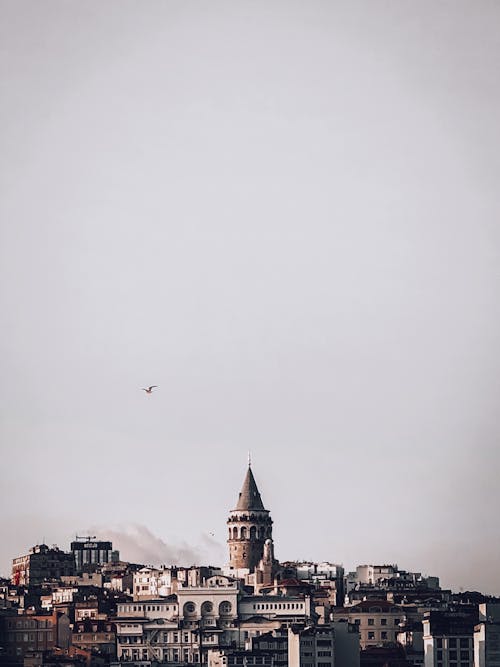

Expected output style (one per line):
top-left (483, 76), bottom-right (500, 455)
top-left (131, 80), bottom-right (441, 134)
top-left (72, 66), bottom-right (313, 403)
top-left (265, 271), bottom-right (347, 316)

top-left (1, 466), bottom-right (498, 667)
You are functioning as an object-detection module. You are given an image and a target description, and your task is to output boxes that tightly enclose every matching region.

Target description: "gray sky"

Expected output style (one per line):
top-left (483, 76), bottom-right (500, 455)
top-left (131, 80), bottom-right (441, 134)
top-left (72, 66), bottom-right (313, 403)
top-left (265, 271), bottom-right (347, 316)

top-left (1, 1), bottom-right (499, 594)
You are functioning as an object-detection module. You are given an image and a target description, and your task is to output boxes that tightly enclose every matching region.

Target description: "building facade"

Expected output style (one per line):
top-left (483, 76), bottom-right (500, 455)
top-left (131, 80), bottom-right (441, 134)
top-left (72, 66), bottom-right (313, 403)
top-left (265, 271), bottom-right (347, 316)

top-left (422, 611), bottom-right (475, 667)
top-left (0, 610), bottom-right (71, 662)
top-left (70, 538), bottom-right (114, 573)
top-left (11, 545), bottom-right (75, 586)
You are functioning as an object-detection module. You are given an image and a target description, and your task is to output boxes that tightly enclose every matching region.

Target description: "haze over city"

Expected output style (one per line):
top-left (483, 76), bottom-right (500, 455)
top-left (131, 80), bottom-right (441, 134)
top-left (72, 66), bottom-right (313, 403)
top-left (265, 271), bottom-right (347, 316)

top-left (1, 0), bottom-right (500, 596)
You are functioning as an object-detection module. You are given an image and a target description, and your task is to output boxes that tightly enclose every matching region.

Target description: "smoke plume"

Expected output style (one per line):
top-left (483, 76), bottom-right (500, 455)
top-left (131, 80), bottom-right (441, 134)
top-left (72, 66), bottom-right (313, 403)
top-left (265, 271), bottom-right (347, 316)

top-left (84, 524), bottom-right (224, 567)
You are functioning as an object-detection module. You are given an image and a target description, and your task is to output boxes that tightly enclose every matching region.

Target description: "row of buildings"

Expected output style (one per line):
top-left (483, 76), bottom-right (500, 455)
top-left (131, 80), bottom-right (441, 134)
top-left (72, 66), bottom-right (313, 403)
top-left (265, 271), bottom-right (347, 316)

top-left (1, 465), bottom-right (499, 667)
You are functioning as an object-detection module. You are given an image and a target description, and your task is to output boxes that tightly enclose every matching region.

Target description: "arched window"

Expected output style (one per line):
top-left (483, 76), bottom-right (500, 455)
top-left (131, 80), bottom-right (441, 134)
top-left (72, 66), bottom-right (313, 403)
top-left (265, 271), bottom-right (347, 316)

top-left (259, 527), bottom-right (265, 540)
top-left (240, 527), bottom-right (247, 539)
top-left (250, 526), bottom-right (256, 539)
top-left (232, 527), bottom-right (238, 539)
top-left (201, 601), bottom-right (213, 616)
top-left (183, 602), bottom-right (196, 617)
top-left (219, 601), bottom-right (232, 615)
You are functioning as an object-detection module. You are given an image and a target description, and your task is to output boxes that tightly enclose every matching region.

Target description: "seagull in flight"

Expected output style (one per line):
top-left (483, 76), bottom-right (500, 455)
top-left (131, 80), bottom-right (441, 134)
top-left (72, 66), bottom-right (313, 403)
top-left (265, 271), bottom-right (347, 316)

top-left (141, 386), bottom-right (158, 394)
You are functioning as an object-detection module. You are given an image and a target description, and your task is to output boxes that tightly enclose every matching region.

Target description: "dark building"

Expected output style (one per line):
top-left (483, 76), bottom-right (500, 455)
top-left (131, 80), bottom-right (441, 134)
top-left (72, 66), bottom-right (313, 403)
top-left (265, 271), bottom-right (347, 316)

top-left (70, 538), bottom-right (114, 573)
top-left (71, 618), bottom-right (116, 658)
top-left (422, 609), bottom-right (478, 667)
top-left (11, 546), bottom-right (75, 586)
top-left (0, 610), bottom-right (71, 663)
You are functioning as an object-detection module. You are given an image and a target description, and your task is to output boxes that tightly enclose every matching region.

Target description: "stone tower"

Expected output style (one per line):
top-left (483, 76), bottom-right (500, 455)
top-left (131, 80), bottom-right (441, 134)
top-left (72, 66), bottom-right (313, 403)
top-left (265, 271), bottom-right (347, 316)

top-left (227, 465), bottom-right (273, 572)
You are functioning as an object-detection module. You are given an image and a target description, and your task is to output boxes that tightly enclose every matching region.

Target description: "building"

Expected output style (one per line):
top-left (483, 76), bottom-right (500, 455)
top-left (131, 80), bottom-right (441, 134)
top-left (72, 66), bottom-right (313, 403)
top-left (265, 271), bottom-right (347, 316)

top-left (132, 566), bottom-right (225, 601)
top-left (11, 545), bottom-right (75, 586)
top-left (114, 597), bottom-right (234, 664)
top-left (177, 577), bottom-right (239, 631)
top-left (70, 537), bottom-right (115, 573)
top-left (288, 624), bottom-right (335, 667)
top-left (238, 596), bottom-right (312, 624)
top-left (397, 622), bottom-right (424, 666)
top-left (332, 620), bottom-right (360, 667)
top-left (0, 610), bottom-right (71, 662)
top-left (333, 599), bottom-right (405, 649)
top-left (71, 618), bottom-right (117, 658)
top-left (209, 622), bottom-right (359, 667)
top-left (474, 603), bottom-right (500, 667)
top-left (422, 610), bottom-right (476, 667)
top-left (227, 465), bottom-right (274, 574)
top-left (208, 648), bottom-right (274, 667)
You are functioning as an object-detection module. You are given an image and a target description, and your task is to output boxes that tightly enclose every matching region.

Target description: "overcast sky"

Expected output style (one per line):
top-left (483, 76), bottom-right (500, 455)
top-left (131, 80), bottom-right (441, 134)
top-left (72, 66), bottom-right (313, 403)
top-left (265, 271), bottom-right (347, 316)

top-left (1, 0), bottom-right (499, 594)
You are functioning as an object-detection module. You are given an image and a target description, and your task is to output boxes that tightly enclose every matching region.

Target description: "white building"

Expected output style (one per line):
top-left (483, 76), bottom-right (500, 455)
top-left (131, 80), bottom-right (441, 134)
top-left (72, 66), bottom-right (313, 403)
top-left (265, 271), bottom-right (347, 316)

top-left (133, 567), bottom-right (174, 600)
top-left (474, 603), bottom-right (500, 667)
top-left (288, 625), bottom-right (335, 667)
top-left (238, 596), bottom-right (311, 623)
top-left (177, 580), bottom-right (239, 631)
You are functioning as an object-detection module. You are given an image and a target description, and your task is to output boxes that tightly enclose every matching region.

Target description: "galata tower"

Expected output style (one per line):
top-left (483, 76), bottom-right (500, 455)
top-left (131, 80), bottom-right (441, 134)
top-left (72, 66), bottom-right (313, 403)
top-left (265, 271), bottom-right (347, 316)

top-left (227, 464), bottom-right (273, 572)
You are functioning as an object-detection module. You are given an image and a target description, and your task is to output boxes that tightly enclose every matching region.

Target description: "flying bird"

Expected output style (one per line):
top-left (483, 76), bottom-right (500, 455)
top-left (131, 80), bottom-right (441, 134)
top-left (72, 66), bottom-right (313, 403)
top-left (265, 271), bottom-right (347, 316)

top-left (141, 386), bottom-right (158, 394)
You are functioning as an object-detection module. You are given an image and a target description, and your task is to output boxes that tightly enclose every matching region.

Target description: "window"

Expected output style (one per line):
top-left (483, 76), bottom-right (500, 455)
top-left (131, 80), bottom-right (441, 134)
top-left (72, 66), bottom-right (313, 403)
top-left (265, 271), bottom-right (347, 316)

top-left (220, 601), bottom-right (232, 615)
top-left (381, 618), bottom-right (387, 626)
top-left (460, 639), bottom-right (470, 649)
top-left (436, 639), bottom-right (443, 648)
top-left (460, 651), bottom-right (470, 661)
top-left (449, 651), bottom-right (457, 661)
top-left (368, 619), bottom-right (374, 626)
top-left (449, 639), bottom-right (457, 648)
top-left (368, 632), bottom-right (375, 640)
top-left (381, 632), bottom-right (387, 640)
top-left (437, 650), bottom-right (443, 661)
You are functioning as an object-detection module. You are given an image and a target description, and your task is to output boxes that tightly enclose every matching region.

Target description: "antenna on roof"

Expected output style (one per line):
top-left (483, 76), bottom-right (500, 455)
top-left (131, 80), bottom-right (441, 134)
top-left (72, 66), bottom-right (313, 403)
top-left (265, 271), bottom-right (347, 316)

top-left (248, 451), bottom-right (251, 467)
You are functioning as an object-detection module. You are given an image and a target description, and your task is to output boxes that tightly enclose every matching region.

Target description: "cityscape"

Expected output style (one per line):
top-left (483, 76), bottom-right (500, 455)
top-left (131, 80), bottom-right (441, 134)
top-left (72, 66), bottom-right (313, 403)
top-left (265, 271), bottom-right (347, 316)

top-left (1, 465), bottom-right (499, 667)
top-left (2, 2), bottom-right (500, 667)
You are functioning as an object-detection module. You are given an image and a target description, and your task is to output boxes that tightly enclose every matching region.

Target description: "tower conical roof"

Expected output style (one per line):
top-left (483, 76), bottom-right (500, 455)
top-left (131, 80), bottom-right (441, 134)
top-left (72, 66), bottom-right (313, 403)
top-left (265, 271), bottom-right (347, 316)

top-left (235, 466), bottom-right (266, 511)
